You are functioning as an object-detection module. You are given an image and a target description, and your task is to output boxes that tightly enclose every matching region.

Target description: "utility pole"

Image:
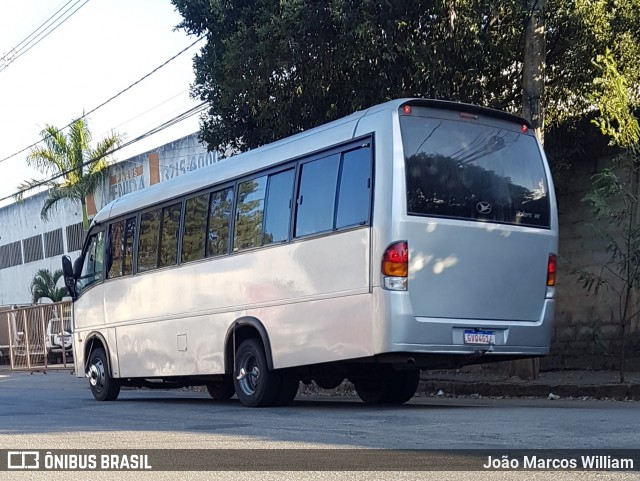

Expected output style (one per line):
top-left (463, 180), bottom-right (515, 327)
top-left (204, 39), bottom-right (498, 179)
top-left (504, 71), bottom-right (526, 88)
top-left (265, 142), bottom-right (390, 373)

top-left (511, 0), bottom-right (546, 381)
top-left (522, 0), bottom-right (546, 145)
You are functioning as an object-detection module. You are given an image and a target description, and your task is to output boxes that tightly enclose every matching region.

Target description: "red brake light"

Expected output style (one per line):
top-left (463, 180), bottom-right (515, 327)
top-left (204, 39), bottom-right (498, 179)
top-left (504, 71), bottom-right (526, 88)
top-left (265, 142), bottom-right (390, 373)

top-left (522, 124), bottom-right (529, 134)
top-left (403, 105), bottom-right (412, 114)
top-left (547, 254), bottom-right (556, 286)
top-left (382, 242), bottom-right (408, 277)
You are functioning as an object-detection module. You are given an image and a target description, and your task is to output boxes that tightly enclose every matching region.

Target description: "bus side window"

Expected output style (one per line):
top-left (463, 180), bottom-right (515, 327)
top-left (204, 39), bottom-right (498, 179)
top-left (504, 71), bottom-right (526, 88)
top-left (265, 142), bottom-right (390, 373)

top-left (208, 187), bottom-right (234, 256)
top-left (159, 202), bottom-right (182, 267)
top-left (77, 230), bottom-right (105, 294)
top-left (107, 220), bottom-right (125, 279)
top-left (183, 193), bottom-right (209, 262)
top-left (263, 169), bottom-right (294, 245)
top-left (336, 147), bottom-right (372, 229)
top-left (295, 154), bottom-right (340, 237)
top-left (234, 177), bottom-right (267, 250)
top-left (138, 209), bottom-right (160, 272)
top-left (123, 217), bottom-right (136, 275)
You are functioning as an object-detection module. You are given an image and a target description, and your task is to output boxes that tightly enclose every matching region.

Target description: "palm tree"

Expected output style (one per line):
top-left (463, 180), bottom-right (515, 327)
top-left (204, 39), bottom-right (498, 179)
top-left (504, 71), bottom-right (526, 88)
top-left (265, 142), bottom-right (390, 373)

top-left (16, 117), bottom-right (122, 229)
top-left (30, 268), bottom-right (67, 303)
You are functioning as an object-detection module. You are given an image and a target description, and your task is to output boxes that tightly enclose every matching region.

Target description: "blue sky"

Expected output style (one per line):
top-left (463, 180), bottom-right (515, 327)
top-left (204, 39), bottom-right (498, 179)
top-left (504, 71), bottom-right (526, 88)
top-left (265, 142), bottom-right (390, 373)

top-left (0, 0), bottom-right (202, 204)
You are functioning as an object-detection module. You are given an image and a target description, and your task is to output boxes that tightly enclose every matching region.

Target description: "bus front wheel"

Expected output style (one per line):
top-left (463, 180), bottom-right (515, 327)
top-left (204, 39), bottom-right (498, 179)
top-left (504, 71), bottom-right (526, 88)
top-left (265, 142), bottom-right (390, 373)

top-left (233, 339), bottom-right (283, 407)
top-left (88, 347), bottom-right (121, 401)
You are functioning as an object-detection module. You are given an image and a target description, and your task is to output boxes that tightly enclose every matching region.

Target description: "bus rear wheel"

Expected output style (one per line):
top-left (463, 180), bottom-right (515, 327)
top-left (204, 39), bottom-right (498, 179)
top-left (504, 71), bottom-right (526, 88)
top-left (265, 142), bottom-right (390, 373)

top-left (88, 347), bottom-right (121, 401)
top-left (353, 367), bottom-right (419, 405)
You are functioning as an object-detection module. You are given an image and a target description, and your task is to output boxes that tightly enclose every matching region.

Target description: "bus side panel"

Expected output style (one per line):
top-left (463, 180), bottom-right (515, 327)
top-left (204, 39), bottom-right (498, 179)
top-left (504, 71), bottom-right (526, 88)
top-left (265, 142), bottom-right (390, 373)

top-left (103, 228), bottom-right (371, 377)
top-left (249, 295), bottom-right (374, 370)
top-left (114, 312), bottom-right (238, 378)
top-left (249, 229), bottom-right (373, 369)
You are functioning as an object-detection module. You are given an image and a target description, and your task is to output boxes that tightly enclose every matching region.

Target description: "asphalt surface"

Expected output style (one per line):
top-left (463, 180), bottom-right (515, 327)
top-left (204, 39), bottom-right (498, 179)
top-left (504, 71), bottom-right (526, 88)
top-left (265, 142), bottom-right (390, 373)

top-left (1, 369), bottom-right (639, 481)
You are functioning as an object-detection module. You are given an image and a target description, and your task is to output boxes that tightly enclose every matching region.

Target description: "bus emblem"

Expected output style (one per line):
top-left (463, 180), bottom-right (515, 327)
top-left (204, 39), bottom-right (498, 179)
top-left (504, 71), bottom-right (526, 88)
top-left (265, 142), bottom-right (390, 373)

top-left (476, 202), bottom-right (492, 214)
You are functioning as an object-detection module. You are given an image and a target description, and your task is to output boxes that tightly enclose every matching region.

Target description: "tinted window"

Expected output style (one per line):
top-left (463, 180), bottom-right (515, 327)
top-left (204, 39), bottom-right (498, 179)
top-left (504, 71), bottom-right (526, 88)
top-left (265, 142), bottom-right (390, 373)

top-left (182, 194), bottom-right (208, 263)
top-left (208, 187), bottom-right (234, 256)
top-left (336, 147), bottom-right (371, 229)
top-left (263, 169), bottom-right (294, 245)
top-left (234, 177), bottom-right (267, 250)
top-left (159, 202), bottom-right (182, 267)
top-left (401, 115), bottom-right (550, 228)
top-left (137, 210), bottom-right (160, 272)
top-left (108, 220), bottom-right (124, 279)
top-left (124, 217), bottom-right (136, 275)
top-left (295, 154), bottom-right (340, 237)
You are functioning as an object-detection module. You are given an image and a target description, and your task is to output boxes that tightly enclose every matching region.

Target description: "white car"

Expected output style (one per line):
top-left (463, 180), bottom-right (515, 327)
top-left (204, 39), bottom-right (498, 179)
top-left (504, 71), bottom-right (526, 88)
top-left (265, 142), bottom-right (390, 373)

top-left (46, 317), bottom-right (73, 362)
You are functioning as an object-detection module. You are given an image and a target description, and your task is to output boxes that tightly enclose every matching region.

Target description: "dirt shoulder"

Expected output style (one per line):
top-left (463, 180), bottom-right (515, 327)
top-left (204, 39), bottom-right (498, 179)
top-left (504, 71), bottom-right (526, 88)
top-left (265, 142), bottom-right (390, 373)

top-left (420, 368), bottom-right (640, 401)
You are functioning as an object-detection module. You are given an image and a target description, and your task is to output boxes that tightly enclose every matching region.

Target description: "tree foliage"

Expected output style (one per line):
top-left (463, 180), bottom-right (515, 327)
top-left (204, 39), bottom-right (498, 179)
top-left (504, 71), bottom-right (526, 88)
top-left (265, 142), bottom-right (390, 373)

top-left (30, 268), bottom-right (67, 304)
top-left (172, 0), bottom-right (640, 154)
top-left (16, 118), bottom-right (122, 229)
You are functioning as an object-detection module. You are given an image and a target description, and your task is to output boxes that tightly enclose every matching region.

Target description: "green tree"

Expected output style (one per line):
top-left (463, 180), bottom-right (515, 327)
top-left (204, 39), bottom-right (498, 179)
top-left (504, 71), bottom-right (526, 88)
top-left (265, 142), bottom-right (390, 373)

top-left (30, 268), bottom-right (67, 303)
top-left (578, 50), bottom-right (640, 383)
top-left (173, 0), bottom-right (640, 154)
top-left (16, 118), bottom-right (122, 229)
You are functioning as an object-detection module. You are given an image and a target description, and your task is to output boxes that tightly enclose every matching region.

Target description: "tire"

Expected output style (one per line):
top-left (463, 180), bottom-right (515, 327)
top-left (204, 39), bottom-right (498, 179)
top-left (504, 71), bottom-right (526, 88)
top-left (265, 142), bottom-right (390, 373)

top-left (353, 366), bottom-right (419, 405)
top-left (206, 376), bottom-right (235, 400)
top-left (233, 339), bottom-right (281, 407)
top-left (384, 369), bottom-right (420, 404)
top-left (274, 369), bottom-right (299, 406)
top-left (88, 347), bottom-right (121, 401)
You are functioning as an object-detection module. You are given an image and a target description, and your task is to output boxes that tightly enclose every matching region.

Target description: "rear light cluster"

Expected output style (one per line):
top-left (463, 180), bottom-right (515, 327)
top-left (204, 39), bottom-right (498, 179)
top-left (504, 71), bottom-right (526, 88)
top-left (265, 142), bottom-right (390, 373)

top-left (382, 241), bottom-right (408, 291)
top-left (547, 254), bottom-right (557, 287)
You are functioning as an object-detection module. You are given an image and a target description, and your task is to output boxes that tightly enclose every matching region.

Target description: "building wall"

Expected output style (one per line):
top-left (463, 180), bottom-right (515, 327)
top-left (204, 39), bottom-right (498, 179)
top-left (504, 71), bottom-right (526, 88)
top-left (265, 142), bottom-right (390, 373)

top-left (0, 133), bottom-right (218, 305)
top-left (547, 155), bottom-right (640, 370)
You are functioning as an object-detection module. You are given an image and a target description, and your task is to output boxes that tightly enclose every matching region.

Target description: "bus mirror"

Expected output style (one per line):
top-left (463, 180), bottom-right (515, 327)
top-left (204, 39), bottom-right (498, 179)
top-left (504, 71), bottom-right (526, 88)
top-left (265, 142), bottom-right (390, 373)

top-left (73, 255), bottom-right (84, 278)
top-left (62, 255), bottom-right (78, 300)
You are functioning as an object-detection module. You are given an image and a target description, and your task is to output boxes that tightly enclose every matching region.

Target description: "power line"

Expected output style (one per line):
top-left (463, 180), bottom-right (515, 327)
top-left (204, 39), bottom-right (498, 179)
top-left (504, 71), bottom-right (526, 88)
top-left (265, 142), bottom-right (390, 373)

top-left (0, 102), bottom-right (207, 205)
top-left (0, 0), bottom-right (90, 73)
top-left (4, 0), bottom-right (74, 54)
top-left (0, 36), bottom-right (204, 166)
top-left (102, 89), bottom-right (191, 135)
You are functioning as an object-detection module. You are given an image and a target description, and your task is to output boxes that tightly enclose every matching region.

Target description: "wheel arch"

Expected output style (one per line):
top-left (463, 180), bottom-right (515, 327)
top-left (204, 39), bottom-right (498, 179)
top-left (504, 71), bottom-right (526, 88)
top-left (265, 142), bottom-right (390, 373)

top-left (224, 316), bottom-right (274, 374)
top-left (83, 332), bottom-right (114, 376)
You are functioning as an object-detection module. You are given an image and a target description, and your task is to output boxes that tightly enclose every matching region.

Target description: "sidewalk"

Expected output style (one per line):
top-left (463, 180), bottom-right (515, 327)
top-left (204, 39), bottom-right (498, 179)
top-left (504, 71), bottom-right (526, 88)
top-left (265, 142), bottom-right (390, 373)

top-left (419, 368), bottom-right (640, 401)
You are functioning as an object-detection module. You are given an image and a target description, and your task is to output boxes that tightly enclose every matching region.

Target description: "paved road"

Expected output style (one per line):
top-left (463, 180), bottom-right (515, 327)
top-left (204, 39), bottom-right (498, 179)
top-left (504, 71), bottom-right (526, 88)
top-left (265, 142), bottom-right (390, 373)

top-left (0, 370), bottom-right (638, 480)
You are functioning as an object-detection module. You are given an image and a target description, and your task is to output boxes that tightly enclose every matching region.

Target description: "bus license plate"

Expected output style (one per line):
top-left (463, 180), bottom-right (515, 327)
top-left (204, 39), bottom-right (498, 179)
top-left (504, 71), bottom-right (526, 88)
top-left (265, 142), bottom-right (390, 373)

top-left (464, 330), bottom-right (495, 345)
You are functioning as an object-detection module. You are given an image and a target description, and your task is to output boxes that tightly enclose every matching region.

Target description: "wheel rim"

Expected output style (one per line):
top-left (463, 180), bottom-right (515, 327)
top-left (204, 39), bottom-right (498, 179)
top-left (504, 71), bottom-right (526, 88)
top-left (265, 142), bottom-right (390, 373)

top-left (89, 358), bottom-right (106, 393)
top-left (237, 351), bottom-right (260, 396)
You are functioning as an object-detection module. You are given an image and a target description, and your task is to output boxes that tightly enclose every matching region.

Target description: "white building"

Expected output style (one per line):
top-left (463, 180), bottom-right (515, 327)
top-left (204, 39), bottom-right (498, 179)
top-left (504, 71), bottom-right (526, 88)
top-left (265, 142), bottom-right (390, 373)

top-left (0, 133), bottom-right (219, 305)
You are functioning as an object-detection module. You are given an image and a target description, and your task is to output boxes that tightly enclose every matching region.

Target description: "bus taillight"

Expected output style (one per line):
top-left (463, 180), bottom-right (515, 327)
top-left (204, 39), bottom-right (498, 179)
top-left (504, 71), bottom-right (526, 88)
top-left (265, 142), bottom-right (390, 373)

top-left (547, 254), bottom-right (557, 286)
top-left (382, 241), bottom-right (408, 291)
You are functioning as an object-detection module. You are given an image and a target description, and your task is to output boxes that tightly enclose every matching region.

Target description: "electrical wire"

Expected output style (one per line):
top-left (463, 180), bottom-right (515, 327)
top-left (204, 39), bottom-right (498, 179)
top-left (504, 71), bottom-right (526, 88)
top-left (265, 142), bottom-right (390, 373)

top-left (101, 89), bottom-right (192, 135)
top-left (2, 0), bottom-right (75, 57)
top-left (0, 101), bottom-right (207, 204)
top-left (0, 0), bottom-right (90, 73)
top-left (0, 36), bottom-right (204, 166)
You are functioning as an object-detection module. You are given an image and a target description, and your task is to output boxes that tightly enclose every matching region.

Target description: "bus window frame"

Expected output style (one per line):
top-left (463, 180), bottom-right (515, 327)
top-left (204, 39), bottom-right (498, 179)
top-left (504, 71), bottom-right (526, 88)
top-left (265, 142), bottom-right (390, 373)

top-left (80, 134), bottom-right (375, 288)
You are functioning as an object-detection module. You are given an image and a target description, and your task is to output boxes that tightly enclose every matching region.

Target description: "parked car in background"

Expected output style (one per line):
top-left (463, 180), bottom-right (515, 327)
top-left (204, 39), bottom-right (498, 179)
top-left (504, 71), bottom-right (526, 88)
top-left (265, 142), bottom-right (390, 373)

top-left (46, 317), bottom-right (72, 363)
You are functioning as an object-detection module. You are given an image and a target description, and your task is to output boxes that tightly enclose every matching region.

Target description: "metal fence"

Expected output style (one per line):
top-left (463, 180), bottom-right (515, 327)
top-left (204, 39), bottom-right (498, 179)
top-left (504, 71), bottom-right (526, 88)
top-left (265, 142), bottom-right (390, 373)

top-left (2, 302), bottom-right (74, 371)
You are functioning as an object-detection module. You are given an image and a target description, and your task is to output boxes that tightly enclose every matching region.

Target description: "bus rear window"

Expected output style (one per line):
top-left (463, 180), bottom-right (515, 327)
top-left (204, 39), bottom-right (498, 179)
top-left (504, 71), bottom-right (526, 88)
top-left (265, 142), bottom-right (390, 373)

top-left (400, 116), bottom-right (550, 228)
